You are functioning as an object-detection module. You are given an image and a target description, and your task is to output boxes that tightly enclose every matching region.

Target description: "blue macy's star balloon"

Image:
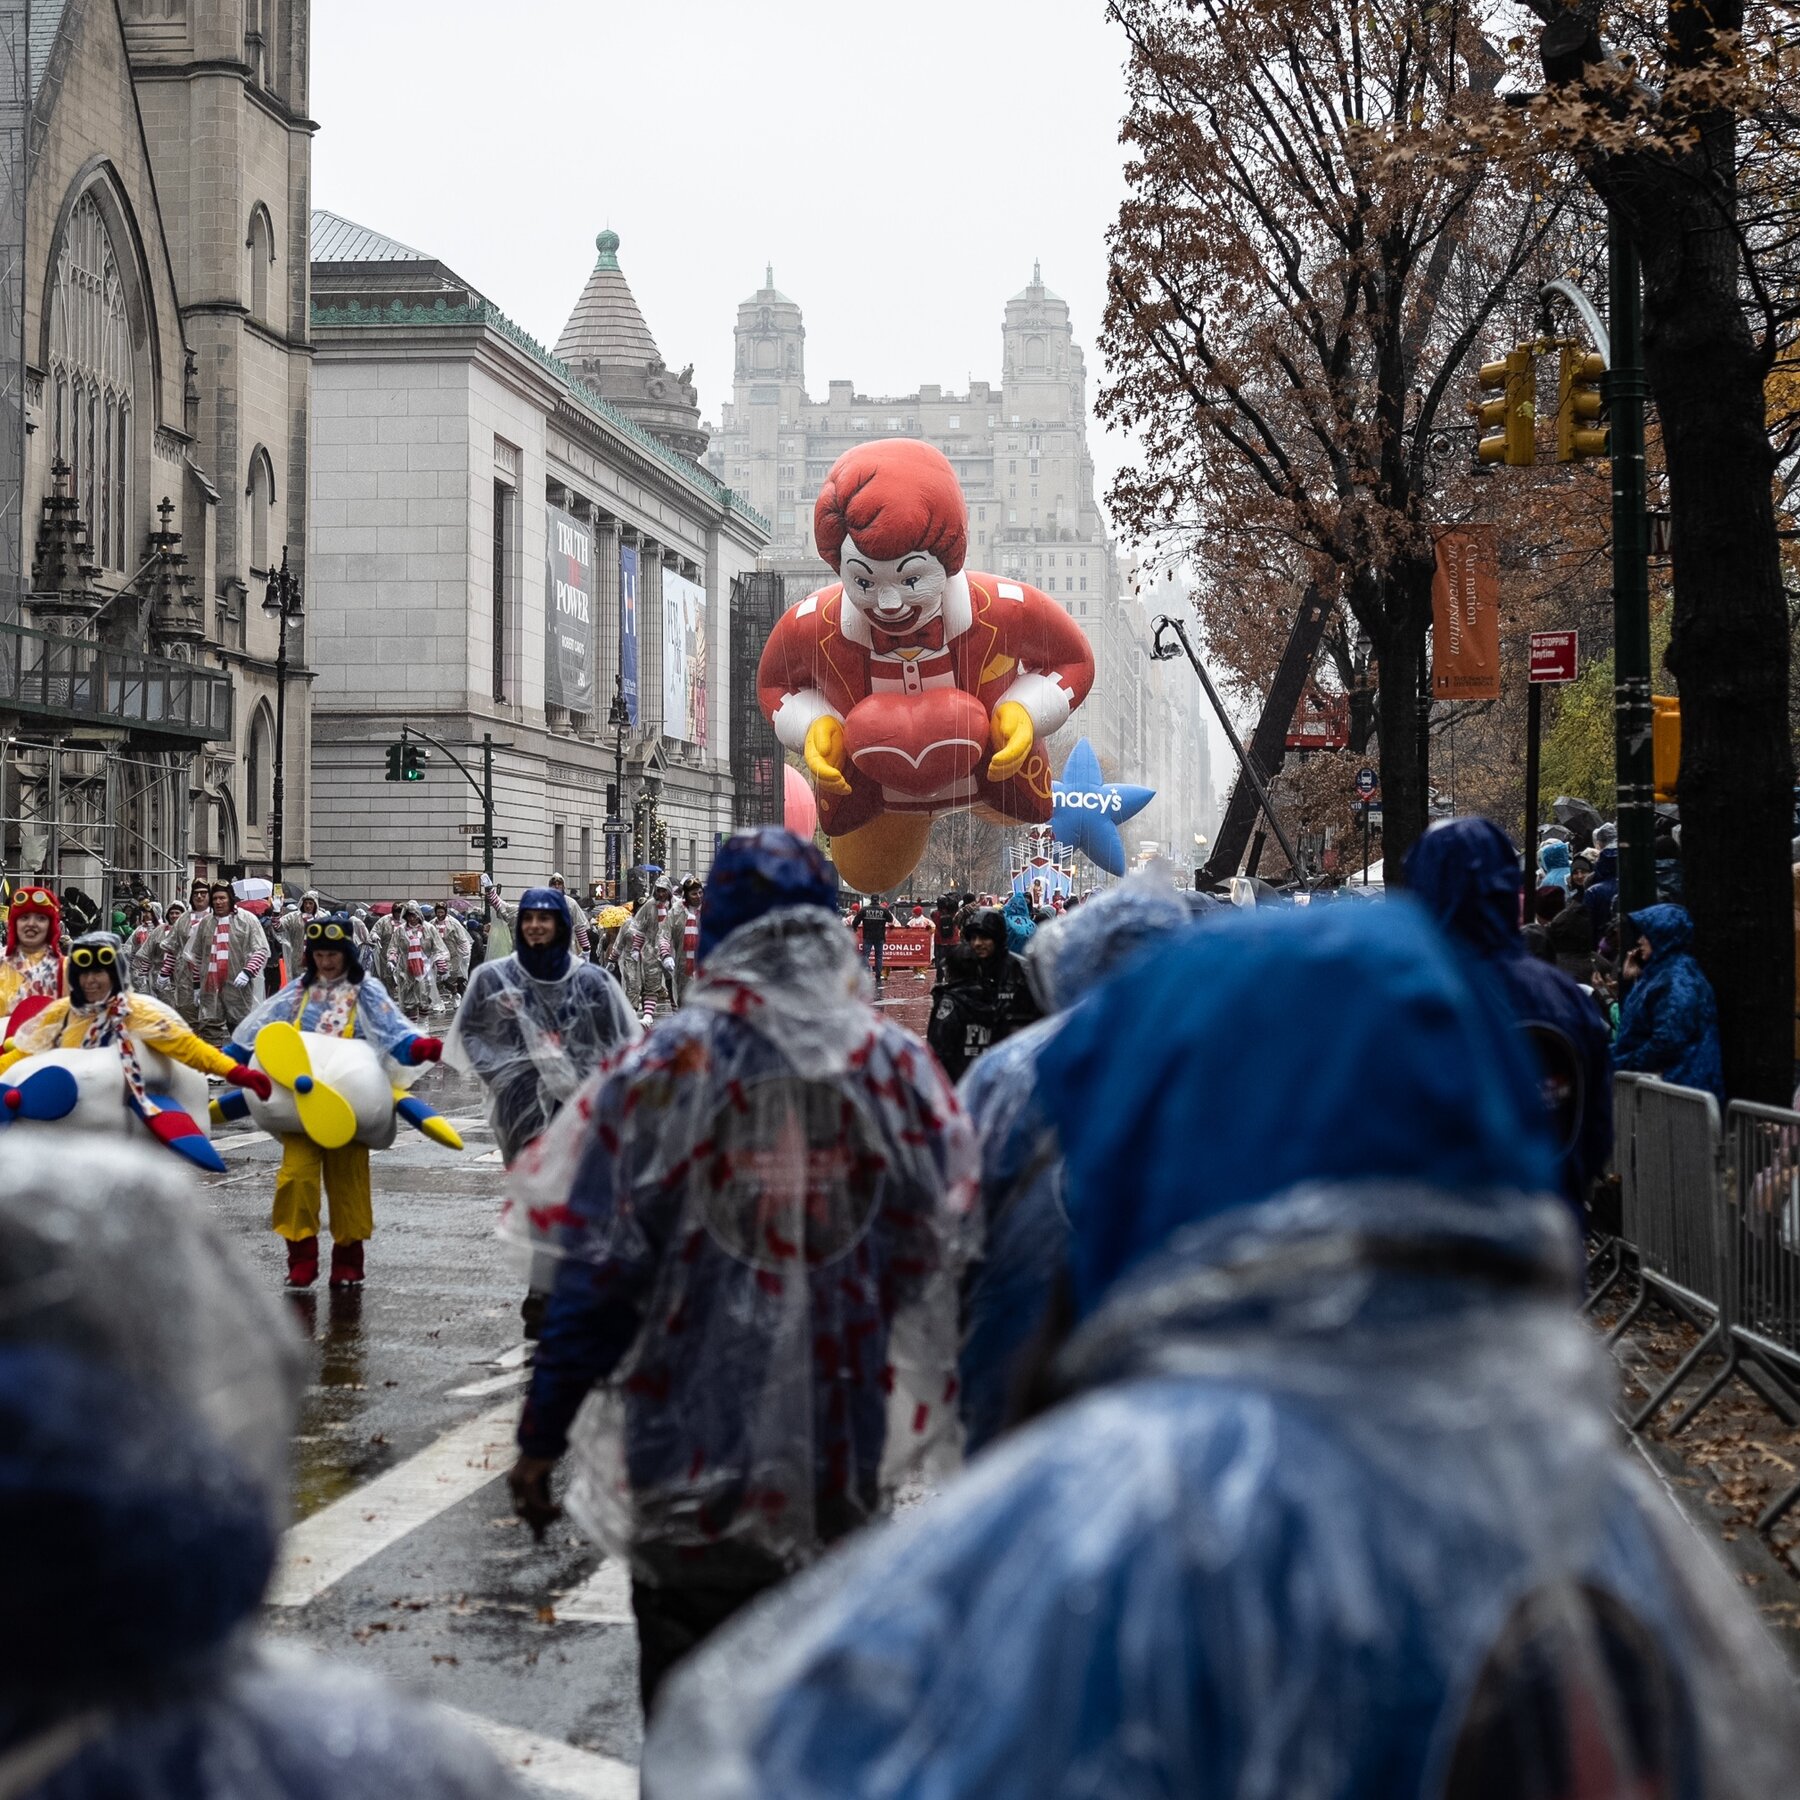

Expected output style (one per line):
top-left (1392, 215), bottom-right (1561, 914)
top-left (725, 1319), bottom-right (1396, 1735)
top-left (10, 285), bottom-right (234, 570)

top-left (1050, 737), bottom-right (1155, 877)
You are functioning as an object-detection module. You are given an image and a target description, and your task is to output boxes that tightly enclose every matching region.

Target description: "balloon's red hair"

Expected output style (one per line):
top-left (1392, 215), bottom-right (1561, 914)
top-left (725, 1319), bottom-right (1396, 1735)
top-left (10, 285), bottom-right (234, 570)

top-left (814, 439), bottom-right (968, 577)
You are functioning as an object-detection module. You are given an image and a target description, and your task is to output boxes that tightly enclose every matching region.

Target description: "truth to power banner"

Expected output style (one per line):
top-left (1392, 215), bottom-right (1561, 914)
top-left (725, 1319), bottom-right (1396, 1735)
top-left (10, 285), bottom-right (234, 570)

top-left (1430, 527), bottom-right (1501, 701)
top-left (544, 505), bottom-right (594, 714)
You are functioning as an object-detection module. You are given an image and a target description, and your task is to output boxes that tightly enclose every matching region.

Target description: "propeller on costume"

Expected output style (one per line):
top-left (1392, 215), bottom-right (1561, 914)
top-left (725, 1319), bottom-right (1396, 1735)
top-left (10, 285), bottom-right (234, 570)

top-left (0, 1064), bottom-right (79, 1124)
top-left (393, 1088), bottom-right (464, 1151)
top-left (253, 1021), bottom-right (358, 1148)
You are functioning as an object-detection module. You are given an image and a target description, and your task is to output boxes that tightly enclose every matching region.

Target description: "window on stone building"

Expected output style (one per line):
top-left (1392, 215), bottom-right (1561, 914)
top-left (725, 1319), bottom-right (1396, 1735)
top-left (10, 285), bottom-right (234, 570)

top-left (947, 416), bottom-right (960, 430)
top-left (493, 479), bottom-right (516, 702)
top-left (247, 205), bottom-right (276, 328)
top-left (1047, 578), bottom-right (1055, 592)
top-left (49, 191), bottom-right (134, 572)
top-left (553, 822), bottom-right (566, 877)
top-left (1081, 577), bottom-right (1089, 592)
top-left (1030, 484), bottom-right (1038, 499)
top-left (1008, 461), bottom-right (1016, 475)
top-left (246, 701), bottom-right (274, 828)
top-left (977, 506), bottom-right (986, 522)
top-left (580, 826), bottom-right (593, 887)
top-left (246, 447), bottom-right (276, 576)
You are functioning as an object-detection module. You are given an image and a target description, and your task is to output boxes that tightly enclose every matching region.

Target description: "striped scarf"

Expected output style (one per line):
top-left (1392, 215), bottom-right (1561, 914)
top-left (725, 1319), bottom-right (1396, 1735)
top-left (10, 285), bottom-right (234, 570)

top-left (76, 994), bottom-right (156, 1118)
top-left (205, 915), bottom-right (233, 992)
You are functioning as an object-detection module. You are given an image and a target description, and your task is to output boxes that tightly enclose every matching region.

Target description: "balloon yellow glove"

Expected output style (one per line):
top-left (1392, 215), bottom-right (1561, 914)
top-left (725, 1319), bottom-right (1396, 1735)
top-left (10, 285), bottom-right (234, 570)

top-left (804, 714), bottom-right (854, 797)
top-left (987, 700), bottom-right (1035, 781)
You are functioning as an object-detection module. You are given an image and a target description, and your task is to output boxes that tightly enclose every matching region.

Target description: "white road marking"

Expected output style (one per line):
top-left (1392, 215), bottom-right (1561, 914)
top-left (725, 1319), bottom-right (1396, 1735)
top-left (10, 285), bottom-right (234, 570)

top-left (473, 1147), bottom-right (506, 1164)
top-left (493, 1341), bottom-right (532, 1369)
top-left (447, 1366), bottom-right (530, 1399)
top-left (555, 1558), bottom-right (633, 1625)
top-left (439, 1708), bottom-right (638, 1799)
top-left (267, 1400), bottom-right (519, 1606)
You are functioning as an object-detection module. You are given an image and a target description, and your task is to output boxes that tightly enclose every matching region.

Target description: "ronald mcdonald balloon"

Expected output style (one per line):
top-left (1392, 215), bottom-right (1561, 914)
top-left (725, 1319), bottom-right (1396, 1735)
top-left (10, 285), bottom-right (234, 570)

top-left (757, 439), bottom-right (1096, 893)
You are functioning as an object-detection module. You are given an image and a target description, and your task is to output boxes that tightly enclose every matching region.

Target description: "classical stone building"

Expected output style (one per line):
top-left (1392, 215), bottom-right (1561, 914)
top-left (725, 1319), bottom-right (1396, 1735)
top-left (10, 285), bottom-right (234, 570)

top-left (306, 216), bottom-right (769, 901)
top-left (0, 0), bottom-right (314, 900)
top-left (703, 264), bottom-right (1153, 791)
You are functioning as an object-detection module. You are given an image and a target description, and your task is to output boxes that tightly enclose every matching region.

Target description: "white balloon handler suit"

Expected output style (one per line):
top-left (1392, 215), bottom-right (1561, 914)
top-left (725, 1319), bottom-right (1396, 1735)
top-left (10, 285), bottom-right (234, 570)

top-left (0, 1133), bottom-right (532, 1799)
top-left (0, 930), bottom-right (269, 1172)
top-left (220, 938), bottom-right (457, 1289)
top-left (506, 903), bottom-right (978, 1638)
top-left (617, 886), bottom-right (677, 1017)
top-left (181, 892), bottom-right (269, 1034)
top-left (434, 908), bottom-right (474, 988)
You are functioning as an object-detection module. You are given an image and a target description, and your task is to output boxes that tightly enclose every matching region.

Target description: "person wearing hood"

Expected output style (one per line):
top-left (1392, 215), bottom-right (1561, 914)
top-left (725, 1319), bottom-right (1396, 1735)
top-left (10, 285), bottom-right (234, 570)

top-left (447, 886), bottom-right (638, 1337)
top-left (277, 889), bottom-right (324, 975)
top-left (433, 900), bottom-right (473, 996)
top-left (1537, 838), bottom-right (1572, 890)
top-left (0, 1134), bottom-right (529, 1799)
top-left (384, 902), bottom-right (448, 1018)
top-left (504, 828), bottom-right (976, 1716)
top-left (956, 882), bottom-right (1191, 1452)
top-left (546, 872), bottom-right (593, 959)
top-left (1582, 843), bottom-right (1620, 944)
top-left (1001, 888), bottom-right (1036, 955)
top-left (124, 900), bottom-right (162, 990)
top-left (669, 877), bottom-right (704, 1000)
top-left (639, 904), bottom-right (1800, 1798)
top-left (182, 883), bottom-right (268, 1039)
top-left (0, 884), bottom-right (65, 1031)
top-left (227, 915), bottom-right (443, 1290)
top-left (1405, 819), bottom-right (1612, 1213)
top-left (619, 876), bottom-right (678, 1019)
top-left (927, 905), bottom-right (1040, 1082)
top-left (0, 932), bottom-right (270, 1164)
top-left (1613, 903), bottom-right (1724, 1102)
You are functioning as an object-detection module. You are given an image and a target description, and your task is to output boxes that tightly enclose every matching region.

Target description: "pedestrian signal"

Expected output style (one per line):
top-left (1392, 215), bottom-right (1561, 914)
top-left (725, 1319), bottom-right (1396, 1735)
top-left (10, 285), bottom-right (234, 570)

top-left (1652, 696), bottom-right (1680, 803)
top-left (1474, 348), bottom-right (1535, 468)
top-left (384, 741), bottom-right (405, 781)
top-left (1556, 345), bottom-right (1608, 462)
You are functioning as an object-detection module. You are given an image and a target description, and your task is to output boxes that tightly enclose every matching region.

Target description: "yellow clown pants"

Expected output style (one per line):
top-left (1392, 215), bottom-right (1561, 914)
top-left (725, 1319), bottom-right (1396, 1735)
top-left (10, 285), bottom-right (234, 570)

top-left (272, 1136), bottom-right (374, 1243)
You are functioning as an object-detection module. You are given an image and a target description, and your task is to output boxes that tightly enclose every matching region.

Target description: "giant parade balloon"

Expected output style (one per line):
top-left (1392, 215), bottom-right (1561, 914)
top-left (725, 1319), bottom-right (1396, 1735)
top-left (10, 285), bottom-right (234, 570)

top-left (757, 439), bottom-right (1096, 893)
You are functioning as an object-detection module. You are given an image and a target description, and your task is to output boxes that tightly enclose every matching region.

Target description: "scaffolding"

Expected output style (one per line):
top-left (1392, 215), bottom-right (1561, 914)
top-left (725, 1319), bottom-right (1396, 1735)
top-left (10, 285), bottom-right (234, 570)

top-left (730, 570), bottom-right (783, 831)
top-left (1, 731), bottom-right (192, 913)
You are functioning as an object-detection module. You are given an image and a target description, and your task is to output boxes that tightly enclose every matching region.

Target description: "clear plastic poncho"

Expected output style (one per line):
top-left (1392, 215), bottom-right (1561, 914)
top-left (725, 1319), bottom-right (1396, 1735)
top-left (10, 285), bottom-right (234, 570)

top-left (445, 952), bottom-right (640, 1164)
top-left (0, 1134), bottom-right (526, 1798)
top-left (505, 906), bottom-right (978, 1579)
top-left (641, 1184), bottom-right (1800, 1799)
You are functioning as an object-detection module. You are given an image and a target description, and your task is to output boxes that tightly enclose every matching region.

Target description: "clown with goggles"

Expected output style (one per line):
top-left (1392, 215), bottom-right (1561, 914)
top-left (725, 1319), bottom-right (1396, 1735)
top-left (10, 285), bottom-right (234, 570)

top-left (0, 931), bottom-right (271, 1167)
top-left (225, 912), bottom-right (444, 1289)
top-left (0, 886), bottom-right (66, 1034)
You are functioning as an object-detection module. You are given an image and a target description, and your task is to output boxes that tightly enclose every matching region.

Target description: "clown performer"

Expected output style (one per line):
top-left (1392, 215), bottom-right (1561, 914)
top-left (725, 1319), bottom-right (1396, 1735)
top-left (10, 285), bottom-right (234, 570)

top-left (546, 873), bottom-right (593, 959)
top-left (619, 875), bottom-right (676, 1020)
top-left (0, 932), bottom-right (272, 1161)
top-left (183, 882), bottom-right (268, 1040)
top-left (433, 900), bottom-right (473, 998)
top-left (277, 889), bottom-right (325, 979)
top-left (668, 876), bottom-right (703, 1002)
top-left (0, 885), bottom-right (66, 1036)
top-left (126, 900), bottom-right (164, 991)
top-left (165, 877), bottom-right (214, 1023)
top-left (225, 914), bottom-right (444, 1289)
top-left (758, 439), bottom-right (1096, 894)
top-left (385, 902), bottom-right (447, 1018)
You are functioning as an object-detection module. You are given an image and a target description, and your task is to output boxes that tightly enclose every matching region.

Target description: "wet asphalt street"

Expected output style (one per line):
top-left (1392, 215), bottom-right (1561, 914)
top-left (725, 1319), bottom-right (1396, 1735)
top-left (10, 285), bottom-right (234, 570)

top-left (196, 973), bottom-right (939, 1797)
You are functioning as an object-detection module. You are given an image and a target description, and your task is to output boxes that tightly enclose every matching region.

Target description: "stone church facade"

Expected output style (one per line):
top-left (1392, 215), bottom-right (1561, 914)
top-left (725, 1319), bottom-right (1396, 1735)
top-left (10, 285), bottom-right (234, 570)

top-left (1, 0), bottom-right (312, 899)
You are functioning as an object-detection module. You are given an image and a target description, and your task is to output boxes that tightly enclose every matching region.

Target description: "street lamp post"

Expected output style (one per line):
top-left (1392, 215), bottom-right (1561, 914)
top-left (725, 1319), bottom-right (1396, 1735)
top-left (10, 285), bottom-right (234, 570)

top-left (262, 546), bottom-right (302, 891)
top-left (606, 671), bottom-right (629, 897)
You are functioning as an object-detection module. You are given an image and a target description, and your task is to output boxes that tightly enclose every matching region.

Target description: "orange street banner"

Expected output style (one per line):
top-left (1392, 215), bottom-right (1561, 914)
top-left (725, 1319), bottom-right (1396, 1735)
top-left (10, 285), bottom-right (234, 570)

top-left (1430, 528), bottom-right (1501, 701)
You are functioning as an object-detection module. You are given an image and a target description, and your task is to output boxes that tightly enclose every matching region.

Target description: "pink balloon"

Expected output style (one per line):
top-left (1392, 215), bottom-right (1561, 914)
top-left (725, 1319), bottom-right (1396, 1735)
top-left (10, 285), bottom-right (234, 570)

top-left (784, 763), bottom-right (820, 840)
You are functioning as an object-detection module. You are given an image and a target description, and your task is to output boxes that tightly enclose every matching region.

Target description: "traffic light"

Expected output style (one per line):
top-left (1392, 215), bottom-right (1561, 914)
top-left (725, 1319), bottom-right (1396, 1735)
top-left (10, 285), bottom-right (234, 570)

top-left (1556, 344), bottom-right (1609, 462)
top-left (1474, 347), bottom-right (1536, 468)
top-left (401, 743), bottom-right (427, 782)
top-left (1652, 695), bottom-right (1681, 802)
top-left (384, 741), bottom-right (404, 782)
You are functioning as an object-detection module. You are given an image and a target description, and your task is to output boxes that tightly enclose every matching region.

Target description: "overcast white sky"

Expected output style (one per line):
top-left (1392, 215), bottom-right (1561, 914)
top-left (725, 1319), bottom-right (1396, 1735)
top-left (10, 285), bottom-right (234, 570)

top-left (312, 0), bottom-right (1236, 795)
top-left (313, 0), bottom-right (1134, 487)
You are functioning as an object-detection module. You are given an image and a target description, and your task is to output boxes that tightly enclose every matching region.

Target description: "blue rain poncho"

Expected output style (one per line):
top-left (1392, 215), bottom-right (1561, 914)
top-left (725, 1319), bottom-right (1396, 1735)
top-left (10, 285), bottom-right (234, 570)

top-left (955, 881), bottom-right (1191, 1451)
top-left (641, 904), bottom-right (1799, 1799)
top-left (506, 905), bottom-right (978, 1579)
top-left (1613, 903), bottom-right (1724, 1102)
top-left (0, 1135), bottom-right (525, 1799)
top-left (446, 888), bottom-right (639, 1163)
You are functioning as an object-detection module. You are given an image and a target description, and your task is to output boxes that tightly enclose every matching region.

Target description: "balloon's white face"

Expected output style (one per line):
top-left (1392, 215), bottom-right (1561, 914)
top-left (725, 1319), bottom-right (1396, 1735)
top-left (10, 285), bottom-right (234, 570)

top-left (839, 536), bottom-right (948, 638)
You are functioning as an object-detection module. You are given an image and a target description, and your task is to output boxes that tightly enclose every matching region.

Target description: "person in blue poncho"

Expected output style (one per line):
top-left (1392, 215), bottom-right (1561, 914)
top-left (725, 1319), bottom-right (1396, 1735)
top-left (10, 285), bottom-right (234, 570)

top-left (504, 828), bottom-right (976, 1717)
top-left (639, 902), bottom-right (1798, 1799)
top-left (1406, 818), bottom-right (1612, 1212)
top-left (1538, 837), bottom-right (1572, 890)
top-left (0, 1135), bottom-right (526, 1800)
top-left (955, 880), bottom-right (1190, 1453)
top-left (1612, 903), bottom-right (1724, 1102)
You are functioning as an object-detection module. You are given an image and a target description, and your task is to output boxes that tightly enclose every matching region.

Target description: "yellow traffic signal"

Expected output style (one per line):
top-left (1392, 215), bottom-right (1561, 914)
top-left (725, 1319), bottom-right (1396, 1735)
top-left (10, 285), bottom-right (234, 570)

top-left (1557, 345), bottom-right (1609, 462)
top-left (1652, 695), bottom-right (1680, 802)
top-left (1473, 347), bottom-right (1536, 468)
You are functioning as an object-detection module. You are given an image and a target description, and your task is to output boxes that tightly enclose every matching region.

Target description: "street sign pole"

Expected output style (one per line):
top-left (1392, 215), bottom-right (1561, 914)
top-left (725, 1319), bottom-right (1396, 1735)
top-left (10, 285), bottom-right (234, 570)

top-left (1362, 805), bottom-right (1372, 886)
top-left (1525, 680), bottom-right (1543, 885)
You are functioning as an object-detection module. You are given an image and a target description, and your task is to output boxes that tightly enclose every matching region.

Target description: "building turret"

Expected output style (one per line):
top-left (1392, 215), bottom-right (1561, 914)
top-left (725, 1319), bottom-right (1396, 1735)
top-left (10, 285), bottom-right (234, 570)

top-left (555, 230), bottom-right (708, 460)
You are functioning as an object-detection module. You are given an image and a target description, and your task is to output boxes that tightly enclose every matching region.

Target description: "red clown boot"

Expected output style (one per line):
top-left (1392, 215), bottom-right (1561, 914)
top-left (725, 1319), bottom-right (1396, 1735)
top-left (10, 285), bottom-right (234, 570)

top-left (285, 1235), bottom-right (319, 1289)
top-left (329, 1240), bottom-right (365, 1289)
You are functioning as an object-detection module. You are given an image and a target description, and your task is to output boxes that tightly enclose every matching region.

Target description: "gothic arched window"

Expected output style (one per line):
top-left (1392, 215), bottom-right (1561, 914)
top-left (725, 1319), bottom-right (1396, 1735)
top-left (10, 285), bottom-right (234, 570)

top-left (48, 192), bottom-right (134, 572)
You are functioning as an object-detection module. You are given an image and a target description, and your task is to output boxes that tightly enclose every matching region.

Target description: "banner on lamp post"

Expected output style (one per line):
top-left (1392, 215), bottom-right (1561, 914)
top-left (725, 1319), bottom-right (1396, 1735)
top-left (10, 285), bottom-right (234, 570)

top-left (1430, 527), bottom-right (1501, 701)
top-left (619, 544), bottom-right (640, 726)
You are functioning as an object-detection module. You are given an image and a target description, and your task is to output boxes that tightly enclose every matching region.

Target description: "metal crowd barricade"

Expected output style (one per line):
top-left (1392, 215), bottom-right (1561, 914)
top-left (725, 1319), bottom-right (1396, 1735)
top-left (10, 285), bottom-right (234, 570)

top-left (1584, 1073), bottom-right (1646, 1313)
top-left (1724, 1102), bottom-right (1800, 1533)
top-left (1602, 1078), bottom-right (1727, 1433)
